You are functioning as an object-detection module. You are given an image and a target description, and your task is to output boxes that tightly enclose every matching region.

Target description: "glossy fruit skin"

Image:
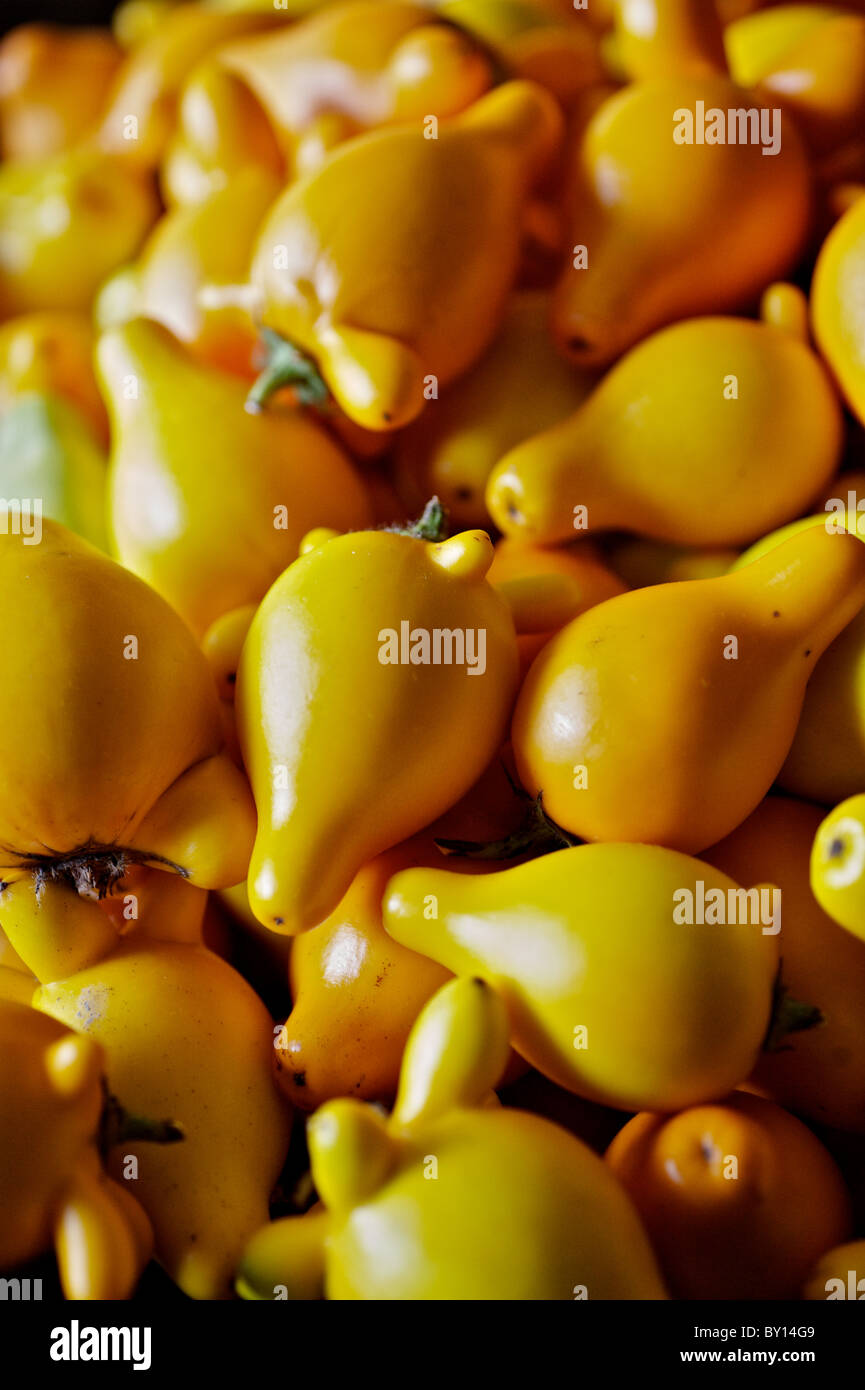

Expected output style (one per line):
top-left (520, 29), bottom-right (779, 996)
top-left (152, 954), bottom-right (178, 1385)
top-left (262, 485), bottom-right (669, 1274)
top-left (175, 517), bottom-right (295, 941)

top-left (552, 76), bottom-right (811, 367)
top-left (811, 794), bottom-right (865, 944)
top-left (511, 526), bottom-right (865, 852)
top-left (276, 839), bottom-right (452, 1111)
top-left (237, 527), bottom-right (519, 935)
top-left (160, 56), bottom-right (285, 207)
top-left (488, 536), bottom-right (627, 677)
top-left (202, 602), bottom-right (257, 705)
top-left (132, 167), bottom-right (280, 374)
top-left (249, 80), bottom-right (563, 430)
top-left (193, 2), bottom-right (494, 183)
top-left (239, 977), bottom-right (667, 1300)
top-left (734, 504), bottom-right (865, 805)
top-left (0, 964), bottom-right (36, 1004)
top-left (0, 148), bottom-right (158, 316)
top-left (0, 312), bottom-right (108, 444)
top-left (441, 0), bottom-right (604, 113)
top-left (813, 194), bottom-right (865, 428)
top-left (0, 519), bottom-right (253, 884)
top-left (0, 23), bottom-right (122, 161)
top-left (0, 999), bottom-right (153, 1299)
top-left (705, 795), bottom-right (865, 1135)
top-left (277, 801), bottom-right (529, 1112)
top-left (607, 1090), bottom-right (852, 1301)
top-left (393, 293), bottom-right (597, 530)
top-left (97, 3), bottom-right (285, 166)
top-left (325, 1107), bottom-right (664, 1300)
top-left (725, 5), bottom-right (865, 154)
top-left (802, 1239), bottom-right (865, 1300)
top-left (612, 0), bottom-right (727, 80)
top-left (384, 843), bottom-right (778, 1112)
top-left (486, 314), bottom-right (842, 547)
top-left (0, 393), bottom-right (108, 551)
top-left (0, 864), bottom-right (209, 985)
top-left (35, 940), bottom-right (292, 1301)
top-left (98, 318), bottom-right (373, 638)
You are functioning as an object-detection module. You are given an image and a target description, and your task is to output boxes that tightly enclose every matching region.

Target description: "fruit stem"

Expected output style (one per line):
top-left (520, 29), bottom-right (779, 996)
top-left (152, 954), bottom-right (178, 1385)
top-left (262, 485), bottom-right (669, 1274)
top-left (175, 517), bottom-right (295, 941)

top-left (18, 846), bottom-right (189, 900)
top-left (762, 967), bottom-right (823, 1053)
top-left (246, 330), bottom-right (330, 413)
top-left (382, 496), bottom-right (449, 542)
top-left (436, 789), bottom-right (579, 861)
top-left (99, 1082), bottom-right (185, 1160)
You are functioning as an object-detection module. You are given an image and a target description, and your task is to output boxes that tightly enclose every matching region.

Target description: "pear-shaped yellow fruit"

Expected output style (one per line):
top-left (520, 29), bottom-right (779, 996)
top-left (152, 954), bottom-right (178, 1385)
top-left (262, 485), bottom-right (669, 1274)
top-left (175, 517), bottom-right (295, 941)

top-left (552, 75), bottom-right (811, 366)
top-left (236, 525), bottom-right (519, 934)
top-left (512, 525), bottom-right (865, 851)
top-left (35, 939), bottom-right (292, 1300)
top-left (248, 80), bottom-right (563, 429)
top-left (383, 846), bottom-right (778, 1112)
top-left (237, 977), bottom-right (668, 1299)
top-left (487, 309), bottom-right (841, 547)
top-left (98, 317), bottom-right (373, 637)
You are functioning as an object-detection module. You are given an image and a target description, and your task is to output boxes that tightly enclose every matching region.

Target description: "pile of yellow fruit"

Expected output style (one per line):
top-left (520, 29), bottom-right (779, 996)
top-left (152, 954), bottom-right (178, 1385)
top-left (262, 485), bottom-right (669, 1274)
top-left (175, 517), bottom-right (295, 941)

top-left (5, 0), bottom-right (865, 1305)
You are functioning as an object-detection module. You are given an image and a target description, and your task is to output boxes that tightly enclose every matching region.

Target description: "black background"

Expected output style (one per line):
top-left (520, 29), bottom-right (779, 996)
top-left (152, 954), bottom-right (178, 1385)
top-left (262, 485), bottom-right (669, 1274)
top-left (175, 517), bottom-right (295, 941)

top-left (4, 1), bottom-right (122, 33)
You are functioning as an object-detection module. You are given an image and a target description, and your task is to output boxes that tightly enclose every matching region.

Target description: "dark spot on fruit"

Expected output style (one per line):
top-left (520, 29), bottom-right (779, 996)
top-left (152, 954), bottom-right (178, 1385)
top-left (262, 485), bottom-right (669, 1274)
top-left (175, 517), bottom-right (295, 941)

top-left (292, 1071), bottom-right (306, 1088)
top-left (804, 649), bottom-right (811, 657)
top-left (772, 611), bottom-right (780, 618)
top-left (227, 672), bottom-right (236, 685)
top-left (274, 916), bottom-right (284, 925)
top-left (828, 837), bottom-right (845, 860)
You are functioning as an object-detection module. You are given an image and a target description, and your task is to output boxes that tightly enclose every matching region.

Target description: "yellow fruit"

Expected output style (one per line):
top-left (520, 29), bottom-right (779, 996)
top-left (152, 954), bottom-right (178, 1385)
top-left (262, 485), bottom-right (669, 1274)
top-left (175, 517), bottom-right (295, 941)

top-left (552, 76), bottom-right (811, 366)
top-left (511, 525), bottom-right (865, 851)
top-left (35, 940), bottom-right (292, 1300)
top-left (394, 292), bottom-right (596, 530)
top-left (383, 844), bottom-right (778, 1111)
top-left (706, 795), bottom-right (865, 1134)
top-left (248, 81), bottom-right (562, 429)
top-left (98, 317), bottom-right (373, 637)
top-left (238, 978), bottom-right (667, 1299)
top-left (607, 1090), bottom-right (851, 1300)
top-left (487, 306), bottom-right (842, 547)
top-left (236, 524), bottom-right (519, 933)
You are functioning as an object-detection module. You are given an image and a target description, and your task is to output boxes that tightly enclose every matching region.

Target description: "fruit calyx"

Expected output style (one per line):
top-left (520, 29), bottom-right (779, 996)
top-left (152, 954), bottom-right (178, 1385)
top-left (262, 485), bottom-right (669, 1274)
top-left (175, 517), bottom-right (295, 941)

top-left (245, 329), bottom-right (331, 414)
top-left (4, 845), bottom-right (188, 900)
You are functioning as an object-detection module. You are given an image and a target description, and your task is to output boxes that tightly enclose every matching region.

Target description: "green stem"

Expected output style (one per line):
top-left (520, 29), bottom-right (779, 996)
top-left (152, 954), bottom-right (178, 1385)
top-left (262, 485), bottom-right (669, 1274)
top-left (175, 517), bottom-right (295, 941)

top-left (436, 791), bottom-right (579, 862)
top-left (99, 1082), bottom-right (185, 1161)
top-left (382, 496), bottom-right (449, 542)
top-left (762, 966), bottom-right (823, 1053)
top-left (246, 330), bottom-right (330, 413)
